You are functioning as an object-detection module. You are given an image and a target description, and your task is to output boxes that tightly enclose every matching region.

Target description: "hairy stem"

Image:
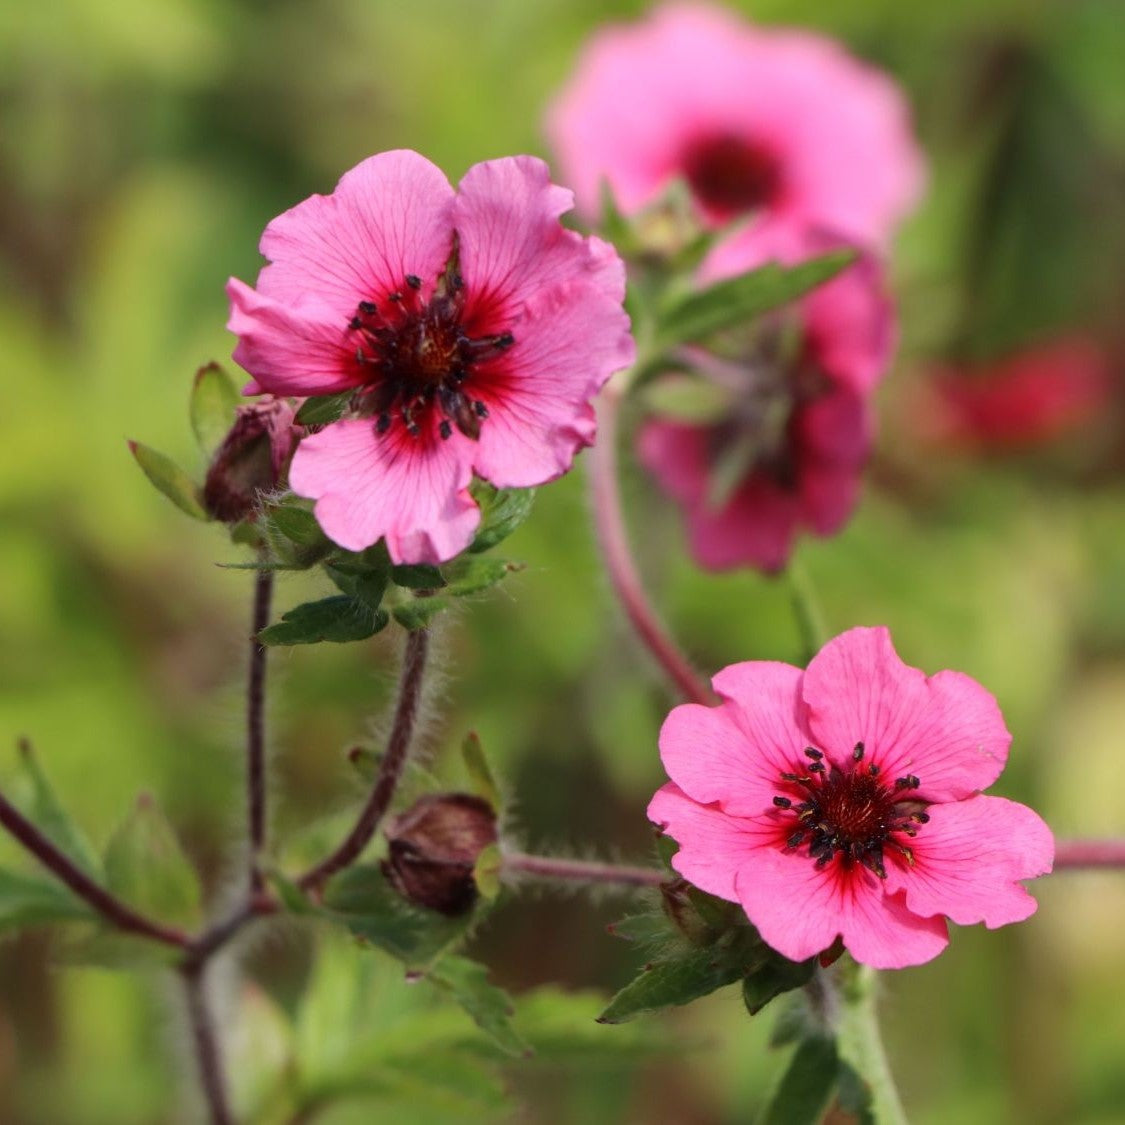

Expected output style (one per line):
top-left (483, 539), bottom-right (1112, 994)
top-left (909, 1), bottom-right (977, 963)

top-left (298, 628), bottom-right (431, 893)
top-left (182, 963), bottom-right (233, 1125)
top-left (502, 852), bottom-right (665, 888)
top-left (590, 385), bottom-right (715, 707)
top-left (247, 567), bottom-right (274, 893)
top-left (1054, 839), bottom-right (1125, 869)
top-left (0, 789), bottom-right (190, 948)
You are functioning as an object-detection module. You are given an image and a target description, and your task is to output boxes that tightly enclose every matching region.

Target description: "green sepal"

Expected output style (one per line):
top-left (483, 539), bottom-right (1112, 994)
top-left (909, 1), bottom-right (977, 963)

top-left (0, 869), bottom-right (93, 932)
top-left (741, 955), bottom-right (818, 1016)
top-left (324, 556), bottom-right (390, 612)
top-left (295, 392), bottom-right (352, 426)
top-left (392, 597), bottom-right (448, 631)
top-left (468, 485), bottom-right (536, 554)
top-left (606, 912), bottom-right (669, 947)
top-left (103, 795), bottom-right (203, 928)
top-left (755, 1034), bottom-right (839, 1125)
top-left (322, 863), bottom-right (480, 970)
top-left (472, 844), bottom-right (502, 901)
top-left (460, 732), bottom-right (500, 810)
top-left (128, 441), bottom-right (209, 520)
top-left (653, 828), bottom-right (680, 871)
top-left (443, 556), bottom-right (523, 597)
top-left (189, 362), bottom-right (240, 456)
top-left (259, 596), bottom-right (390, 646)
top-left (427, 955), bottom-right (531, 1057)
top-left (265, 503), bottom-right (335, 569)
top-left (390, 564), bottom-right (446, 590)
top-left (656, 250), bottom-right (855, 351)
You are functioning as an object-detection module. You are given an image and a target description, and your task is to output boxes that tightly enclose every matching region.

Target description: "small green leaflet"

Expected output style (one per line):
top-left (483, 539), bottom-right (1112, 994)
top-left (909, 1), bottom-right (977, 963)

top-left (128, 441), bottom-right (209, 520)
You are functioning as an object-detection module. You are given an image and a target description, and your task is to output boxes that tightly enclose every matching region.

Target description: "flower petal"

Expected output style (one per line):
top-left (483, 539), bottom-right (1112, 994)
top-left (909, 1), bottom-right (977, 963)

top-left (648, 782), bottom-right (776, 902)
top-left (289, 419), bottom-right (480, 563)
top-left (885, 795), bottom-right (1054, 928)
top-left (734, 850), bottom-right (949, 968)
top-left (226, 281), bottom-right (361, 397)
top-left (659, 661), bottom-right (805, 815)
top-left (802, 626), bottom-right (1011, 799)
top-left (254, 150), bottom-right (456, 314)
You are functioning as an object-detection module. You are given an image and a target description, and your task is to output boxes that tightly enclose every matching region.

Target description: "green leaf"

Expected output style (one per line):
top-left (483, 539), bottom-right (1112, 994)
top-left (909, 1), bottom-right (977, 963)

top-left (190, 362), bottom-right (240, 455)
top-left (259, 596), bottom-right (389, 646)
top-left (391, 563), bottom-right (446, 590)
top-left (322, 864), bottom-right (479, 970)
top-left (0, 869), bottom-right (93, 932)
top-left (55, 930), bottom-right (183, 971)
top-left (324, 558), bottom-right (390, 612)
top-left (597, 946), bottom-right (749, 1024)
top-left (268, 870), bottom-right (318, 916)
top-left (442, 556), bottom-right (523, 597)
top-left (296, 392), bottom-right (352, 426)
top-left (103, 795), bottom-right (202, 927)
top-left (15, 741), bottom-right (102, 878)
top-left (642, 374), bottom-right (734, 423)
top-left (128, 441), bottom-right (209, 520)
top-left (427, 955), bottom-right (531, 1058)
top-left (755, 1035), bottom-right (839, 1125)
top-left (742, 956), bottom-right (818, 1016)
top-left (657, 251), bottom-right (855, 350)
top-left (469, 486), bottom-right (536, 554)
top-left (836, 1061), bottom-right (876, 1125)
top-left (606, 912), bottom-right (669, 947)
top-left (392, 597), bottom-right (449, 631)
top-left (460, 732), bottom-right (499, 810)
top-left (262, 503), bottom-right (335, 569)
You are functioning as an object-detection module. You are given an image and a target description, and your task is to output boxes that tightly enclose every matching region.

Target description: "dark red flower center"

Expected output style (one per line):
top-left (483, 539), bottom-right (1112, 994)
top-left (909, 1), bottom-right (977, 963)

top-left (681, 134), bottom-right (783, 218)
top-left (346, 248), bottom-right (514, 442)
top-left (772, 742), bottom-right (929, 878)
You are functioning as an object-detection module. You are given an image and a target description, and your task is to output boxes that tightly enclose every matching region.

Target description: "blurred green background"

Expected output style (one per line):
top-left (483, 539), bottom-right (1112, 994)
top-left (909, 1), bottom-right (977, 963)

top-left (2, 0), bottom-right (1125, 1121)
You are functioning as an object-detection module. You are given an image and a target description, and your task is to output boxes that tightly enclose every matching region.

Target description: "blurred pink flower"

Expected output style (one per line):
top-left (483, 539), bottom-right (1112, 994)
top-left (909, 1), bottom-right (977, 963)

top-left (915, 337), bottom-right (1114, 452)
top-left (546, 2), bottom-right (924, 247)
top-left (649, 626), bottom-right (1054, 969)
top-left (227, 150), bottom-right (634, 563)
top-left (638, 225), bottom-right (893, 571)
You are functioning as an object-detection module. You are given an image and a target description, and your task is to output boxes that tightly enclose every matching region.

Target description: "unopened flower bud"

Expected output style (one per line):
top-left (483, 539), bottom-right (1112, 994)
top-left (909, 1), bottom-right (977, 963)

top-left (383, 793), bottom-right (498, 916)
top-left (203, 397), bottom-right (298, 523)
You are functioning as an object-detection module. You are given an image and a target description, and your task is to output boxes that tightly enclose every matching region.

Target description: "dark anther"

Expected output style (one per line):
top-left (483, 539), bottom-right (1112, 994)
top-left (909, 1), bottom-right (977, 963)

top-left (773, 796), bottom-right (792, 809)
top-left (375, 413), bottom-right (392, 435)
top-left (495, 331), bottom-right (514, 348)
top-left (389, 291), bottom-right (403, 303)
top-left (868, 763), bottom-right (880, 776)
top-left (914, 811), bottom-right (930, 823)
top-left (804, 748), bottom-right (823, 761)
top-left (853, 742), bottom-right (865, 761)
top-left (472, 400), bottom-right (489, 418)
top-left (808, 761), bottom-right (825, 774)
top-left (439, 420), bottom-right (452, 440)
top-left (405, 274), bottom-right (422, 289)
top-left (787, 831), bottom-right (805, 848)
top-left (349, 316), bottom-right (363, 330)
top-left (358, 300), bottom-right (376, 315)
top-left (894, 774), bottom-right (921, 791)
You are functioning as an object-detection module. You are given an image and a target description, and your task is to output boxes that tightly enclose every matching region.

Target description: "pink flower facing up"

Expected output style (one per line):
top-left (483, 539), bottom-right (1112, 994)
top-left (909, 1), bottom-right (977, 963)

top-left (547, 3), bottom-right (925, 247)
top-left (227, 151), bottom-right (634, 563)
top-left (648, 627), bottom-right (1054, 970)
top-left (638, 224), bottom-right (894, 572)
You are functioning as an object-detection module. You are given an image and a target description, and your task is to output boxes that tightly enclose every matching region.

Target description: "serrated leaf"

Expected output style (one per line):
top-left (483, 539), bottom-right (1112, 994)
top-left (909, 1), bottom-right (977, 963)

top-left (443, 557), bottom-right (522, 597)
top-left (322, 864), bottom-right (478, 969)
top-left (657, 251), bottom-right (855, 350)
top-left (128, 441), bottom-right (209, 520)
top-left (259, 596), bottom-right (389, 646)
top-left (469, 487), bottom-right (536, 554)
top-left (295, 392), bottom-right (352, 426)
top-left (190, 362), bottom-right (240, 455)
top-left (0, 869), bottom-right (93, 932)
top-left (742, 956), bottom-right (818, 1016)
top-left (325, 560), bottom-right (389, 612)
top-left (642, 374), bottom-right (734, 423)
top-left (427, 955), bottom-right (531, 1057)
top-left (597, 946), bottom-right (749, 1024)
top-left (15, 742), bottom-right (102, 878)
top-left (103, 795), bottom-right (202, 928)
top-left (460, 732), bottom-right (499, 810)
top-left (393, 598), bottom-right (448, 631)
top-left (755, 1035), bottom-right (839, 1125)
top-left (391, 564), bottom-right (446, 590)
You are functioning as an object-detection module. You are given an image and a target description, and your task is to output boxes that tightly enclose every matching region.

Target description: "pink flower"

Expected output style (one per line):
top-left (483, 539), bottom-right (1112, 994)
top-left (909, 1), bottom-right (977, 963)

top-left (226, 151), bottom-right (634, 563)
top-left (546, 3), bottom-right (924, 247)
top-left (913, 337), bottom-right (1114, 453)
top-left (648, 627), bottom-right (1054, 970)
top-left (638, 225), bottom-right (893, 571)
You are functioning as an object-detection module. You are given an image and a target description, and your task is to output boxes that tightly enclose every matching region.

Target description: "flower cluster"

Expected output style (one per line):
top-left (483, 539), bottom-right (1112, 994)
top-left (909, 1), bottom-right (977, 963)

top-left (649, 627), bottom-right (1054, 968)
top-left (549, 3), bottom-right (923, 571)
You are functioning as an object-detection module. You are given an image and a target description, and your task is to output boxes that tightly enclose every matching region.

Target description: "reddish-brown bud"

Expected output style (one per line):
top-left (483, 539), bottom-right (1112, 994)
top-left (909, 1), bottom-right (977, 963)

top-left (203, 397), bottom-right (298, 523)
top-left (382, 793), bottom-right (498, 916)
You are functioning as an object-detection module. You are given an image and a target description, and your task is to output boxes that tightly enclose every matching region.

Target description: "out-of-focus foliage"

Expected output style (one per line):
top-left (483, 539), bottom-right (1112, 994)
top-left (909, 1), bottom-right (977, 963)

top-left (2, 0), bottom-right (1124, 1122)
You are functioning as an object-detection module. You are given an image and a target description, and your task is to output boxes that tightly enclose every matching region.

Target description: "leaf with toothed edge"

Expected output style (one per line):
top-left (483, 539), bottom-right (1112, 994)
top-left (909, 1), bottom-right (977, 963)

top-left (427, 955), bottom-right (532, 1058)
top-left (259, 596), bottom-right (389, 645)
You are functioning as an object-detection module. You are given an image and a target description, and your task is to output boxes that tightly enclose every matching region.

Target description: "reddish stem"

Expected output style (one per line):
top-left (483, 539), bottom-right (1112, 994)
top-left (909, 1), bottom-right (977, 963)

top-left (247, 567), bottom-right (274, 893)
top-left (0, 788), bottom-right (190, 948)
top-left (1054, 839), bottom-right (1125, 869)
top-left (590, 386), bottom-right (715, 707)
top-left (297, 627), bottom-right (430, 893)
top-left (503, 852), bottom-right (665, 888)
top-left (181, 963), bottom-right (233, 1125)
